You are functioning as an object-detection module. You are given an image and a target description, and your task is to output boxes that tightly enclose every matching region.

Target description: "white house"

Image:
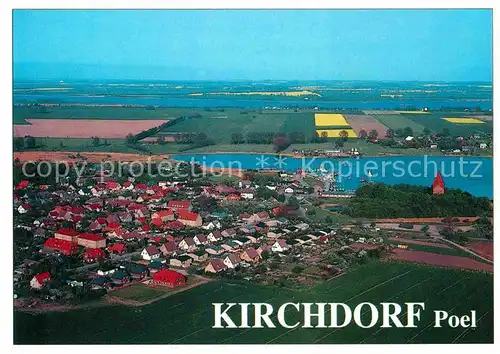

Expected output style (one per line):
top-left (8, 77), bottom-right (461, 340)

top-left (178, 237), bottom-right (196, 251)
top-left (223, 254), bottom-right (242, 269)
top-left (272, 239), bottom-right (290, 252)
top-left (193, 234), bottom-right (209, 246)
top-left (141, 246), bottom-right (161, 261)
top-left (207, 231), bottom-right (223, 243)
top-left (17, 204), bottom-right (30, 214)
top-left (480, 143), bottom-right (488, 149)
top-left (284, 187), bottom-right (294, 194)
top-left (240, 188), bottom-right (254, 199)
top-left (201, 220), bottom-right (221, 231)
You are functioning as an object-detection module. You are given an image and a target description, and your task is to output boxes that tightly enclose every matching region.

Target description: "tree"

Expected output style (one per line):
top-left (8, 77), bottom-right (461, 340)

top-left (92, 136), bottom-right (100, 146)
top-left (386, 128), bottom-right (395, 138)
top-left (126, 133), bottom-right (136, 144)
top-left (286, 196), bottom-right (300, 210)
top-left (339, 130), bottom-right (349, 142)
top-left (395, 128), bottom-right (404, 137)
top-left (25, 136), bottom-right (36, 148)
top-left (14, 137), bottom-right (24, 150)
top-left (403, 127), bottom-right (414, 137)
top-left (231, 133), bottom-right (245, 144)
top-left (421, 224), bottom-right (429, 234)
top-left (358, 129), bottom-right (368, 139)
top-left (321, 131), bottom-right (328, 139)
top-left (441, 128), bottom-right (450, 137)
top-left (423, 128), bottom-right (431, 136)
top-left (157, 136), bottom-right (166, 145)
top-left (368, 130), bottom-right (379, 140)
top-left (273, 135), bottom-right (291, 152)
top-left (292, 266), bottom-right (304, 274)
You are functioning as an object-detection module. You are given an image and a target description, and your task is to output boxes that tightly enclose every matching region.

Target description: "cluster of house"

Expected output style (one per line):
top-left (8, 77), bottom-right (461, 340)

top-left (14, 174), bottom-right (337, 295)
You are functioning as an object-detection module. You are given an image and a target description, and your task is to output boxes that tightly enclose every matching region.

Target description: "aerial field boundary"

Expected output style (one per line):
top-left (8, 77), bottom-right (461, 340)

top-left (266, 269), bottom-right (413, 344)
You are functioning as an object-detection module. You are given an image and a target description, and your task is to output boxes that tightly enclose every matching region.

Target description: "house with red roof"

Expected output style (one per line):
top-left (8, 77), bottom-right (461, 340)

top-left (178, 237), bottom-right (196, 251)
top-left (108, 243), bottom-right (126, 254)
top-left (205, 259), bottom-right (228, 273)
top-left (164, 220), bottom-right (185, 230)
top-left (167, 200), bottom-right (192, 211)
top-left (83, 248), bottom-right (106, 263)
top-left (44, 238), bottom-right (79, 256)
top-left (151, 217), bottom-right (164, 228)
top-left (207, 231), bottom-right (223, 242)
top-left (151, 209), bottom-right (175, 222)
top-left (105, 181), bottom-right (121, 191)
top-left (226, 193), bottom-right (242, 201)
top-left (240, 247), bottom-right (261, 263)
top-left (193, 234), bottom-right (208, 246)
top-left (432, 171), bottom-right (445, 195)
top-left (177, 210), bottom-right (202, 227)
top-left (123, 181), bottom-right (134, 190)
top-left (135, 183), bottom-right (148, 190)
top-left (17, 203), bottom-right (30, 214)
top-left (54, 228), bottom-right (80, 243)
top-left (160, 241), bottom-right (178, 256)
top-left (77, 233), bottom-right (106, 249)
top-left (141, 246), bottom-right (160, 261)
top-left (15, 180), bottom-right (29, 190)
top-left (223, 254), bottom-right (242, 269)
top-left (272, 239), bottom-right (290, 252)
top-left (152, 269), bottom-right (186, 288)
top-left (30, 272), bottom-right (51, 289)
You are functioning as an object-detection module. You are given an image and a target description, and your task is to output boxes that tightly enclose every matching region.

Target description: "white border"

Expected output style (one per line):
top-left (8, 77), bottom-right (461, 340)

top-left (2, 1), bottom-right (497, 353)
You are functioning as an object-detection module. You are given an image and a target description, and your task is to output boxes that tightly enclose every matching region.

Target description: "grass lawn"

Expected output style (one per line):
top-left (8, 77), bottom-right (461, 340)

top-left (111, 284), bottom-right (166, 302)
top-left (305, 205), bottom-right (351, 225)
top-left (14, 262), bottom-right (493, 344)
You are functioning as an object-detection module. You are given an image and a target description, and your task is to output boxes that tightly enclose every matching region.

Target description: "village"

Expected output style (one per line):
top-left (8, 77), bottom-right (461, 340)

top-left (12, 159), bottom-right (395, 308)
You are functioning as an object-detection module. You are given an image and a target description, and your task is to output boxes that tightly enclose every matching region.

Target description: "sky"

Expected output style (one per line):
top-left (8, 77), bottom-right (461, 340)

top-left (13, 9), bottom-right (493, 81)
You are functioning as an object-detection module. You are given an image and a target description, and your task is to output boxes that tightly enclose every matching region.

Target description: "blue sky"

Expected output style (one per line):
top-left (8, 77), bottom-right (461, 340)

top-left (13, 9), bottom-right (492, 81)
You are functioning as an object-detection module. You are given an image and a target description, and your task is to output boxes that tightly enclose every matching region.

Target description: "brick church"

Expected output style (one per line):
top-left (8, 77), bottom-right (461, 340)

top-left (432, 171), bottom-right (445, 195)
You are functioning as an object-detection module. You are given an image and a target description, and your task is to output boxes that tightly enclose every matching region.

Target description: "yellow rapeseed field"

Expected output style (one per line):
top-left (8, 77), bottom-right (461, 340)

top-left (314, 114), bottom-right (350, 127)
top-left (443, 118), bottom-right (485, 124)
top-left (316, 129), bottom-right (358, 138)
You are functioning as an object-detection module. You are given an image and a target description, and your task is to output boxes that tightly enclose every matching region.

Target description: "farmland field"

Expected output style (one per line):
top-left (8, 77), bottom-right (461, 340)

top-left (314, 113), bottom-right (350, 127)
top-left (344, 114), bottom-right (389, 139)
top-left (442, 117), bottom-right (485, 124)
top-left (402, 113), bottom-right (493, 136)
top-left (372, 114), bottom-right (426, 134)
top-left (14, 262), bottom-right (493, 344)
top-left (14, 119), bottom-right (169, 139)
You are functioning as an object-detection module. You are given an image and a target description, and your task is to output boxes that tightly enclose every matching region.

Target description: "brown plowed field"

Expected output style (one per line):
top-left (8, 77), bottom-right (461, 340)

top-left (386, 249), bottom-right (493, 272)
top-left (388, 237), bottom-right (451, 249)
top-left (13, 151), bottom-right (170, 163)
top-left (14, 119), bottom-right (168, 138)
top-left (344, 114), bottom-right (389, 139)
top-left (466, 242), bottom-right (493, 261)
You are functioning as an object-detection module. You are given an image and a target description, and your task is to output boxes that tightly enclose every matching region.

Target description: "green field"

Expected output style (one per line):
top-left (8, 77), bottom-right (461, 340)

top-left (372, 114), bottom-right (426, 134)
top-left (14, 262), bottom-right (493, 344)
top-left (13, 106), bottom-right (192, 125)
top-left (401, 113), bottom-right (493, 136)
